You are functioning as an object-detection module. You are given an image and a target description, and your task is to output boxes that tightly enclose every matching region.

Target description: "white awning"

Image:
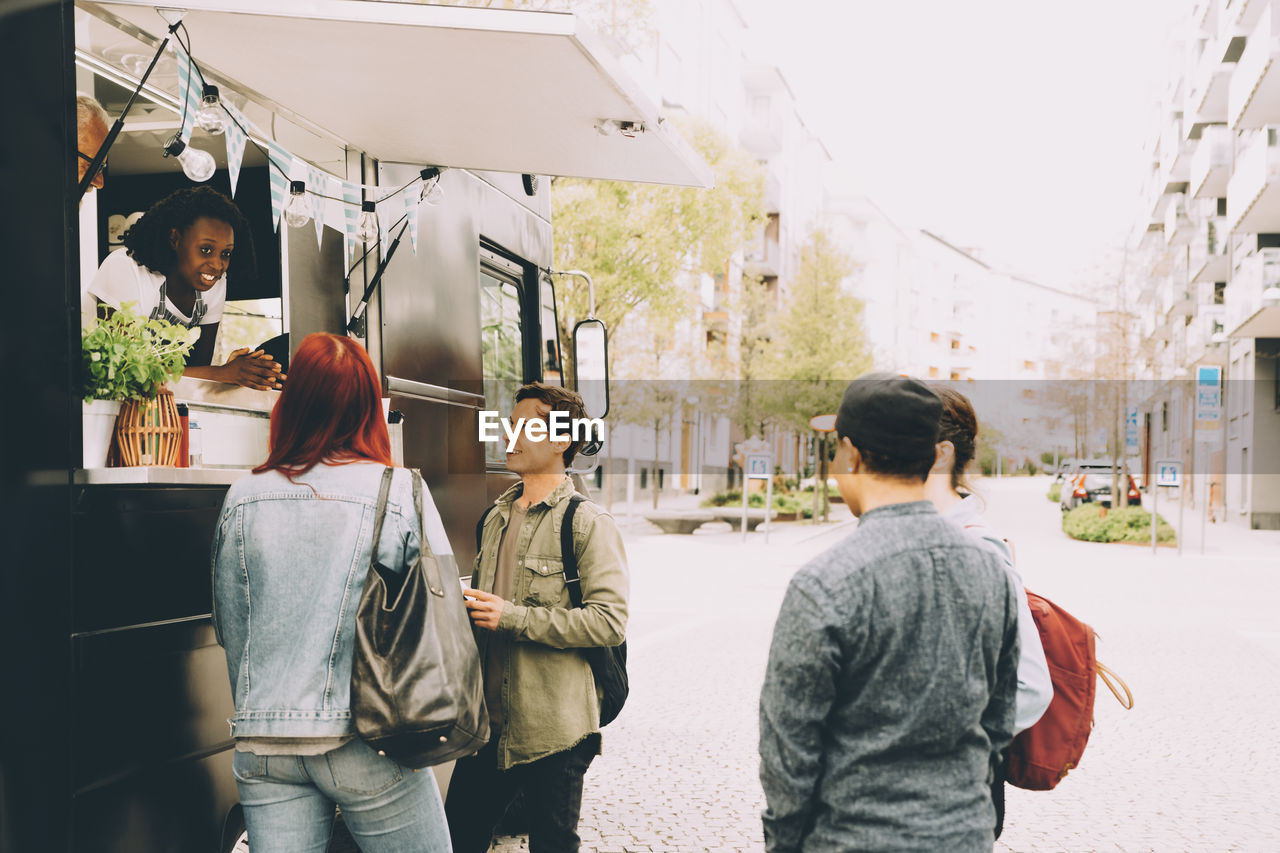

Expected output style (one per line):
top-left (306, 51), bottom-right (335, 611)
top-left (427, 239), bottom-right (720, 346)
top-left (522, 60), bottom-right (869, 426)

top-left (82, 0), bottom-right (713, 188)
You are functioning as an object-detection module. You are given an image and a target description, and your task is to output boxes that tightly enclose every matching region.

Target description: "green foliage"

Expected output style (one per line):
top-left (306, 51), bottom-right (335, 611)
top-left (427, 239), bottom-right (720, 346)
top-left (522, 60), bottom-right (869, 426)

top-left (754, 229), bottom-right (872, 434)
top-left (700, 488), bottom-right (827, 519)
top-left (1061, 504), bottom-right (1176, 545)
top-left (551, 116), bottom-right (766, 340)
top-left (82, 303), bottom-right (195, 402)
top-left (1047, 483), bottom-right (1061, 503)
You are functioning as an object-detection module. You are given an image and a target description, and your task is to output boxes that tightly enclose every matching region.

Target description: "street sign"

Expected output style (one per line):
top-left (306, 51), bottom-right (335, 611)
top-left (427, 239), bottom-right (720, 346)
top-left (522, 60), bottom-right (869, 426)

top-left (1125, 407), bottom-right (1140, 455)
top-left (745, 453), bottom-right (772, 479)
top-left (1195, 365), bottom-right (1222, 427)
top-left (1155, 460), bottom-right (1182, 488)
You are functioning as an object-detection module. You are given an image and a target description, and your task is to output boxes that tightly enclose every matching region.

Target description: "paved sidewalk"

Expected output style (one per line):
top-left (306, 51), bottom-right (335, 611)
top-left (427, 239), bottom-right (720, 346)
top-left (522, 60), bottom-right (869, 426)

top-left (483, 478), bottom-right (1280, 852)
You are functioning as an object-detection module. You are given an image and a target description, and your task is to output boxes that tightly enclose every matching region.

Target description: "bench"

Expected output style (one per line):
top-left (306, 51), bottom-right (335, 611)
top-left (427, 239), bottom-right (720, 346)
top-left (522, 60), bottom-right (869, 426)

top-left (644, 511), bottom-right (716, 534)
top-left (710, 508), bottom-right (778, 532)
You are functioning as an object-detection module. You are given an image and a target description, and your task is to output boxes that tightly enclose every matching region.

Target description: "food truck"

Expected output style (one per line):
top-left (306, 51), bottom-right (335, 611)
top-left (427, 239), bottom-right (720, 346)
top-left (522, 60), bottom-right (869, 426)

top-left (0, 1), bottom-right (710, 850)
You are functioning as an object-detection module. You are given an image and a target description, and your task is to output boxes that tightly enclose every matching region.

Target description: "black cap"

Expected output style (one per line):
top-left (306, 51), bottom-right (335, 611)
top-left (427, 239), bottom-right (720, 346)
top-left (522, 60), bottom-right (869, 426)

top-left (835, 373), bottom-right (943, 462)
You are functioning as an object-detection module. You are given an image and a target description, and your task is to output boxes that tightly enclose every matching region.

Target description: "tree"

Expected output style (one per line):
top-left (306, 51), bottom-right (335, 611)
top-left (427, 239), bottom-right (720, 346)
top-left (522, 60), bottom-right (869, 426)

top-left (550, 116), bottom-right (765, 344)
top-left (758, 228), bottom-right (872, 434)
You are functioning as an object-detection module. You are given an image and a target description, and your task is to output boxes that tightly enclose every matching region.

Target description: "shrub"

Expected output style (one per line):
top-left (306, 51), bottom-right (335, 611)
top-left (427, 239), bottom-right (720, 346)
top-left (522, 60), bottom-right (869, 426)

top-left (1062, 504), bottom-right (1175, 545)
top-left (1047, 483), bottom-right (1061, 503)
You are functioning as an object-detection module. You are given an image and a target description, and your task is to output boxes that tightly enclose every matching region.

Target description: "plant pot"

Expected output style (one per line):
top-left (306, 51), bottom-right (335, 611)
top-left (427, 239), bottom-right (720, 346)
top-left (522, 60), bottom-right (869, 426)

top-left (82, 399), bottom-right (121, 468)
top-left (114, 390), bottom-right (182, 467)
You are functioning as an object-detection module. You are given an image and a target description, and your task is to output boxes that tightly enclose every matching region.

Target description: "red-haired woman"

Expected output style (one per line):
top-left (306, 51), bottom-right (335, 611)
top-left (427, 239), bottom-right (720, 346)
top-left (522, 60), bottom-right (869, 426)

top-left (212, 332), bottom-right (454, 851)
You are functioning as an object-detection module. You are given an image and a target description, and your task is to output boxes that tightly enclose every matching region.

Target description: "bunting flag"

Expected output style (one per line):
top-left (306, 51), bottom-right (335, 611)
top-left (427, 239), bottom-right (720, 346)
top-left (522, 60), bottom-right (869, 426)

top-left (402, 184), bottom-right (421, 254)
top-left (175, 48), bottom-right (203, 144)
top-left (265, 141), bottom-right (292, 232)
top-left (222, 101), bottom-right (248, 197)
top-left (305, 163), bottom-right (328, 249)
top-left (342, 180), bottom-right (362, 260)
top-left (376, 186), bottom-right (401, 250)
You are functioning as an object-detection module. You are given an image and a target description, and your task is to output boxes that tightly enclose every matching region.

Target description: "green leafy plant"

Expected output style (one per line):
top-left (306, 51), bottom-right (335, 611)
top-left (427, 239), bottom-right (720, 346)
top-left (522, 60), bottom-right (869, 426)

top-left (1062, 504), bottom-right (1176, 545)
top-left (1047, 483), bottom-right (1061, 503)
top-left (82, 303), bottom-right (196, 402)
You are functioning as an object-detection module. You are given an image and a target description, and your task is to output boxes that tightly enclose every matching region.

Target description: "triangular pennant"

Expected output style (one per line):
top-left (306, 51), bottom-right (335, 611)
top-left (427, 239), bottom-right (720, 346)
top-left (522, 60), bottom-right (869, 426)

top-left (265, 141), bottom-right (292, 232)
top-left (175, 48), bottom-right (204, 145)
top-left (402, 184), bottom-right (421, 255)
top-left (342, 180), bottom-right (362, 260)
top-left (305, 163), bottom-right (328, 249)
top-left (222, 102), bottom-right (248, 197)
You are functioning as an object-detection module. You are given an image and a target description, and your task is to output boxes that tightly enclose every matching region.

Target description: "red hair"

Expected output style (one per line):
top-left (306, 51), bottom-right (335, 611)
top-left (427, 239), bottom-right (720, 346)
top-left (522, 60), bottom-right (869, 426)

top-left (254, 333), bottom-right (392, 478)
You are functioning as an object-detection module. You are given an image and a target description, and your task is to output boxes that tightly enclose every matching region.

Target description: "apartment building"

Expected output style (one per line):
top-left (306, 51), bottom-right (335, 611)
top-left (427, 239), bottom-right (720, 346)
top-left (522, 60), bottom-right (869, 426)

top-left (1130, 0), bottom-right (1280, 530)
top-left (585, 0), bottom-right (835, 503)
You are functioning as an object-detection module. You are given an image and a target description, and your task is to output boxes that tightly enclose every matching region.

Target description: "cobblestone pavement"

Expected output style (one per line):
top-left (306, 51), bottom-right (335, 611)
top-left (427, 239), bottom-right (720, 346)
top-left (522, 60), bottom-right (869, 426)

top-left (488, 478), bottom-right (1280, 852)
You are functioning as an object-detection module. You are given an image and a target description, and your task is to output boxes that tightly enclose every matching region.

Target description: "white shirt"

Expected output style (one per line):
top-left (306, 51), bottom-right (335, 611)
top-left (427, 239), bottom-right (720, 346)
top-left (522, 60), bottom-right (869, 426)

top-left (946, 494), bottom-right (1054, 734)
top-left (85, 247), bottom-right (226, 329)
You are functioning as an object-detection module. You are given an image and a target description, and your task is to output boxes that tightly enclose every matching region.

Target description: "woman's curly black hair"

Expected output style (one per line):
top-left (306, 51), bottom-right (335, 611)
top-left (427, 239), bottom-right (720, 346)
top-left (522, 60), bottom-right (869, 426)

top-left (123, 186), bottom-right (257, 283)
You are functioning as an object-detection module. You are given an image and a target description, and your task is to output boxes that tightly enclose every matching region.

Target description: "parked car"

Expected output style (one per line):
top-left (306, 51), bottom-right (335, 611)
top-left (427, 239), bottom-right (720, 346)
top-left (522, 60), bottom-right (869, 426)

top-left (1060, 463), bottom-right (1142, 511)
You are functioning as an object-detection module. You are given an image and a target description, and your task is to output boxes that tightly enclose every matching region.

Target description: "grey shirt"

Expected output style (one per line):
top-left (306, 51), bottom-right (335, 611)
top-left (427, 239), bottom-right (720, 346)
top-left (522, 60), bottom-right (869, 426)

top-left (759, 501), bottom-right (1019, 853)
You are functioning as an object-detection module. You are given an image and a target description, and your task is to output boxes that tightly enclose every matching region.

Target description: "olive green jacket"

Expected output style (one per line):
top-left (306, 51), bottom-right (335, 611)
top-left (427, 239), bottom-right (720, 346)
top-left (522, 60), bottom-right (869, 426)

top-left (472, 477), bottom-right (629, 769)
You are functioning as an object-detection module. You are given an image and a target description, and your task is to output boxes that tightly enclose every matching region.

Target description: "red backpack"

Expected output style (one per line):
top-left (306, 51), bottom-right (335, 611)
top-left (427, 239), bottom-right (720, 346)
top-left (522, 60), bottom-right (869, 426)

top-left (1005, 590), bottom-right (1133, 791)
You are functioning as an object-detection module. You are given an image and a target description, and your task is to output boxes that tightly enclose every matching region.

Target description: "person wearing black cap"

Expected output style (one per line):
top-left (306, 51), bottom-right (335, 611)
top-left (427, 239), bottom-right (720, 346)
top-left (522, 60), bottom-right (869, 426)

top-left (758, 373), bottom-right (1021, 853)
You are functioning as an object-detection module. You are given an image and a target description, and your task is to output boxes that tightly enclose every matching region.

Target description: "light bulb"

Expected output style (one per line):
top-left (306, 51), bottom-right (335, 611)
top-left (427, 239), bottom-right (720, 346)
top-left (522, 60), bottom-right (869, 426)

top-left (355, 200), bottom-right (380, 243)
top-left (283, 181), bottom-right (311, 228)
top-left (163, 135), bottom-right (216, 182)
top-left (195, 84), bottom-right (226, 135)
top-left (419, 168), bottom-right (444, 205)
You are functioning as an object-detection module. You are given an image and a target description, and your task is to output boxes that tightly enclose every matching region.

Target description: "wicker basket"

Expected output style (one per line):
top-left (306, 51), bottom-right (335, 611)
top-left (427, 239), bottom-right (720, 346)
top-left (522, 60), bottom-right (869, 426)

top-left (113, 389), bottom-right (182, 467)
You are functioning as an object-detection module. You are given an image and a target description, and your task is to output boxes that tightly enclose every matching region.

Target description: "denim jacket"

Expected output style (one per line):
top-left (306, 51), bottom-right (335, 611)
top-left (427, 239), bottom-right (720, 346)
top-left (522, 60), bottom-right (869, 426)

top-left (211, 462), bottom-right (452, 738)
top-left (473, 477), bottom-right (629, 769)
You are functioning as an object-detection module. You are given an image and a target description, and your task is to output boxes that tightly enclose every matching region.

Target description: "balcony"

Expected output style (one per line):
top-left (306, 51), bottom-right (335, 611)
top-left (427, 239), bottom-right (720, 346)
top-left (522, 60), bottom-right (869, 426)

top-left (1189, 38), bottom-right (1236, 125)
top-left (763, 169), bottom-right (782, 215)
top-left (1191, 216), bottom-right (1231, 282)
top-left (1186, 304), bottom-right (1229, 365)
top-left (1229, 6), bottom-right (1280, 128)
top-left (1157, 113), bottom-right (1194, 189)
top-left (1228, 0), bottom-right (1272, 34)
top-left (744, 217), bottom-right (781, 278)
top-left (1226, 127), bottom-right (1280, 231)
top-left (1226, 246), bottom-right (1280, 335)
top-left (1165, 193), bottom-right (1196, 245)
top-left (1190, 124), bottom-right (1232, 197)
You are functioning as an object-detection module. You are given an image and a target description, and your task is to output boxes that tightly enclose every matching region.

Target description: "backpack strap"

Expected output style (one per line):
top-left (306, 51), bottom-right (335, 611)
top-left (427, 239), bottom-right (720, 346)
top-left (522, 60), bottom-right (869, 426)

top-left (561, 494), bottom-right (586, 609)
top-left (474, 504), bottom-right (496, 552)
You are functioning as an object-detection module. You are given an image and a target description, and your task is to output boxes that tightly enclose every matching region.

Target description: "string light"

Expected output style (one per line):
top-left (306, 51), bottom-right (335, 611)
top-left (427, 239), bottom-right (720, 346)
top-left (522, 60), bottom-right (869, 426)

top-left (355, 200), bottom-right (380, 243)
top-left (195, 84), bottom-right (226, 135)
top-left (283, 181), bottom-right (311, 228)
top-left (419, 167), bottom-right (444, 205)
top-left (163, 134), bottom-right (216, 182)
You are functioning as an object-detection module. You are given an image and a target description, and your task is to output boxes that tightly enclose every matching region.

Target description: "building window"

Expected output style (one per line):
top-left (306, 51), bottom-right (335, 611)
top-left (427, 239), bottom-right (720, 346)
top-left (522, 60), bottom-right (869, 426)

top-left (950, 371), bottom-right (961, 380)
top-left (1161, 401), bottom-right (1168, 432)
top-left (928, 366), bottom-right (940, 378)
top-left (1024, 360), bottom-right (1035, 371)
top-left (930, 332), bottom-right (940, 343)
top-left (950, 338), bottom-right (960, 350)
top-left (1214, 282), bottom-right (1226, 305)
top-left (640, 467), bottom-right (648, 490)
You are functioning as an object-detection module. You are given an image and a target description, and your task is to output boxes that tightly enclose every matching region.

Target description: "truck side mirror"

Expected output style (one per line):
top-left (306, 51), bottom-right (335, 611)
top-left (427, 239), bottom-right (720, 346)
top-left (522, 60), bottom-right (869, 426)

top-left (572, 318), bottom-right (609, 420)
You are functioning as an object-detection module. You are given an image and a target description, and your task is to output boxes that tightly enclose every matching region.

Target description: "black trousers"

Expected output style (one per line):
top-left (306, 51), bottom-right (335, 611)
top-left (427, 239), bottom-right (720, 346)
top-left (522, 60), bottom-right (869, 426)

top-left (992, 754), bottom-right (1008, 839)
top-left (445, 733), bottom-right (601, 853)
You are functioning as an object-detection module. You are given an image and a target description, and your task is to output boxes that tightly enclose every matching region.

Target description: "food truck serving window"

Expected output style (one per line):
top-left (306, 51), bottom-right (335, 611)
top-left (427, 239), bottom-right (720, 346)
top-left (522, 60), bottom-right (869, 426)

top-left (480, 254), bottom-right (524, 467)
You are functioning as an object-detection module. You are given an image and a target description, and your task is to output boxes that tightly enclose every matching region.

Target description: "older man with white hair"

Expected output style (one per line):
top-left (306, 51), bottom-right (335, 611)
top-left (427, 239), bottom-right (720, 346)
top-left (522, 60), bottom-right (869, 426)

top-left (77, 93), bottom-right (110, 193)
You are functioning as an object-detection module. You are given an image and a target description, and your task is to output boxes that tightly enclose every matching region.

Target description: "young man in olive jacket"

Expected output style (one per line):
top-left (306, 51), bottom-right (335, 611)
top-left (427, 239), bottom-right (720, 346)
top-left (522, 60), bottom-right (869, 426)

top-left (445, 382), bottom-right (629, 853)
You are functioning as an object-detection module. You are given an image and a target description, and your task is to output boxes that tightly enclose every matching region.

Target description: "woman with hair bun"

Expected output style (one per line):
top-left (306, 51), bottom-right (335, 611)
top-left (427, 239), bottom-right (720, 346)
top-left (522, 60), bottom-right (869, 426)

top-left (86, 185), bottom-right (282, 390)
top-left (925, 385), bottom-right (1053, 837)
top-left (211, 333), bottom-right (454, 850)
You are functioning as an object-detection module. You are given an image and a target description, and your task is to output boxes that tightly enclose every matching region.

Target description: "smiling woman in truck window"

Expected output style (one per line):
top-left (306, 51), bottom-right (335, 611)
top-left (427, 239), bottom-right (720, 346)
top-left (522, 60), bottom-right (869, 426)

top-left (86, 186), bottom-right (284, 391)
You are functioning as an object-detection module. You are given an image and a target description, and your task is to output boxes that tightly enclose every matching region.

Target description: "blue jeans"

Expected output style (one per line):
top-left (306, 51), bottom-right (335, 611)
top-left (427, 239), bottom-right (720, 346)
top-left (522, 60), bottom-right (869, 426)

top-left (232, 739), bottom-right (452, 852)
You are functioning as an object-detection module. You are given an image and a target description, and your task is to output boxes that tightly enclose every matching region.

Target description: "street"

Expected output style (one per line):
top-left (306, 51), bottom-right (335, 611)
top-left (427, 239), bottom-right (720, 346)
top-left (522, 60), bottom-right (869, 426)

top-left (492, 476), bottom-right (1280, 853)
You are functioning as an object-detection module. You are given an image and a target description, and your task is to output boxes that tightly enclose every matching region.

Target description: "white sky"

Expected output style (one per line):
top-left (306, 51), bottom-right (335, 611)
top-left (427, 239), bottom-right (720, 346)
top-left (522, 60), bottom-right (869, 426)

top-left (738, 0), bottom-right (1185, 293)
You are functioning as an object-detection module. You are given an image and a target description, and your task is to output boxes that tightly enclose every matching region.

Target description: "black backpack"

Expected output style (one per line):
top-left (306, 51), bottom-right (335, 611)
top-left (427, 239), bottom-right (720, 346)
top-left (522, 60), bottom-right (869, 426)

top-left (475, 494), bottom-right (629, 726)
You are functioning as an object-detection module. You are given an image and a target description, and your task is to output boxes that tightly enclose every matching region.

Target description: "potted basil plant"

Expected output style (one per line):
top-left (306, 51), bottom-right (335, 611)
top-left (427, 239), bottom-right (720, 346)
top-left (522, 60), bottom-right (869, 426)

top-left (81, 303), bottom-right (195, 467)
